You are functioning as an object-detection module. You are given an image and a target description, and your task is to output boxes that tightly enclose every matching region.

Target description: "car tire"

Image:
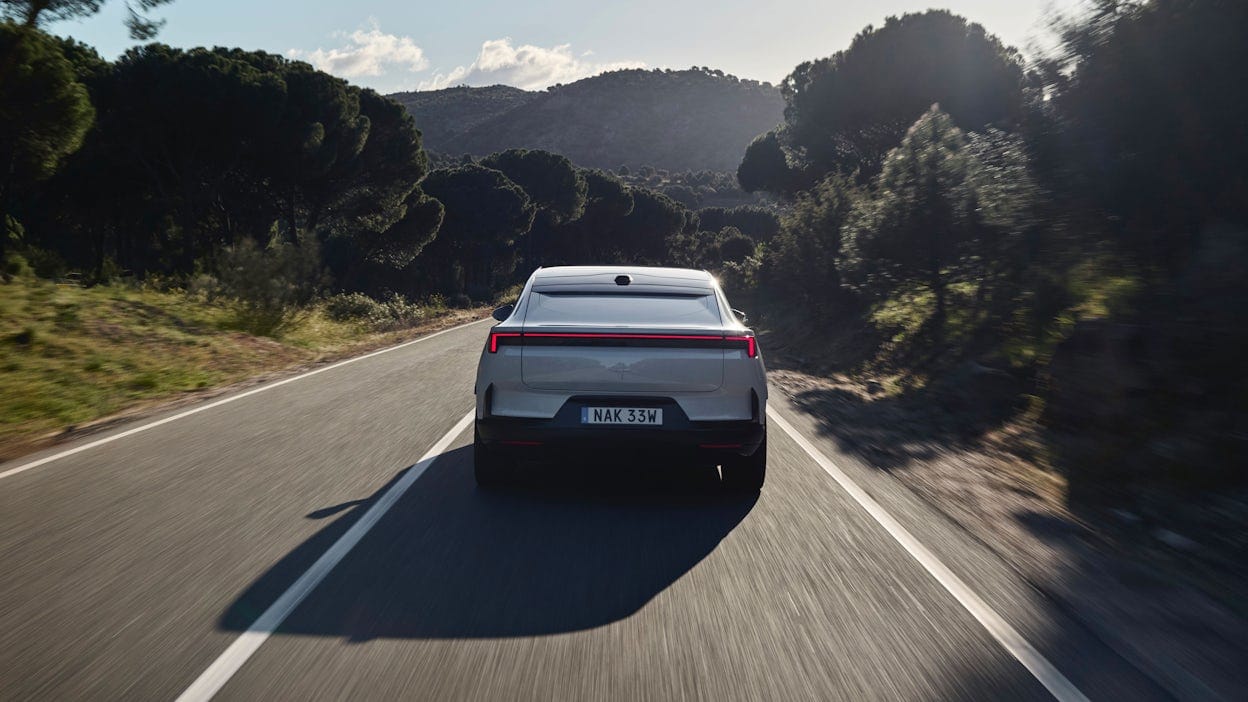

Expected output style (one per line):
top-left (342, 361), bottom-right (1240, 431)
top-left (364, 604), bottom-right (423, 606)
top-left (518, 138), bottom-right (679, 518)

top-left (722, 434), bottom-right (766, 493)
top-left (473, 427), bottom-right (513, 488)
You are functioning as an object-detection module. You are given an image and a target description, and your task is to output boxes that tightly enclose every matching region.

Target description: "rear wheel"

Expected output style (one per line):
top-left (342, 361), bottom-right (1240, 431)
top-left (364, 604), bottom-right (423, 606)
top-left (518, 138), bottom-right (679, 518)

top-left (721, 434), bottom-right (766, 493)
top-left (473, 427), bottom-right (513, 488)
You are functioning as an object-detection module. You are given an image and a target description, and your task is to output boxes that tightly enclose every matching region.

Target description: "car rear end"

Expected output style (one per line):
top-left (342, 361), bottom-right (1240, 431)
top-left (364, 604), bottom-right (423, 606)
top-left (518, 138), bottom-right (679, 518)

top-left (473, 267), bottom-right (767, 489)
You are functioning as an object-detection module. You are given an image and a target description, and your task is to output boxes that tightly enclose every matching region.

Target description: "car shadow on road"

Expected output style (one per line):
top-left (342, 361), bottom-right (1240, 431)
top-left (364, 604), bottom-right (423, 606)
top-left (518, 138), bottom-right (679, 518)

top-left (220, 445), bottom-right (757, 640)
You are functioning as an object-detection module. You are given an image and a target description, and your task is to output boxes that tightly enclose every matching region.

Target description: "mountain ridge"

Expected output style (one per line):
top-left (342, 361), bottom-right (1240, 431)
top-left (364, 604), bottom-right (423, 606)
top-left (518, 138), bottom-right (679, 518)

top-left (388, 68), bottom-right (784, 173)
top-left (387, 84), bottom-right (536, 152)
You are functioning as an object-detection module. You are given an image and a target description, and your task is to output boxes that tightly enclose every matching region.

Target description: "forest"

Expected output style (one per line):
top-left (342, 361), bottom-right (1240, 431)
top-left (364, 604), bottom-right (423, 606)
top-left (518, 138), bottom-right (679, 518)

top-left (2, 0), bottom-right (1245, 508)
top-left (740, 2), bottom-right (1247, 507)
top-left (0, 18), bottom-right (779, 318)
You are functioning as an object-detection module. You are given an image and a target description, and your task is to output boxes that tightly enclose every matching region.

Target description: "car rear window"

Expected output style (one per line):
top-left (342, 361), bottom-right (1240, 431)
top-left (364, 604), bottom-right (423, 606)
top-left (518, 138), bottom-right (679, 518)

top-left (526, 292), bottom-right (722, 326)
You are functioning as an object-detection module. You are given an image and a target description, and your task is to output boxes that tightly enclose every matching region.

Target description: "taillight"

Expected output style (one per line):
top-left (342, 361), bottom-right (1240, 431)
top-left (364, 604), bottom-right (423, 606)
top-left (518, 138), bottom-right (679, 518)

top-left (489, 331), bottom-right (754, 355)
top-left (488, 332), bottom-right (522, 353)
top-left (725, 335), bottom-right (756, 357)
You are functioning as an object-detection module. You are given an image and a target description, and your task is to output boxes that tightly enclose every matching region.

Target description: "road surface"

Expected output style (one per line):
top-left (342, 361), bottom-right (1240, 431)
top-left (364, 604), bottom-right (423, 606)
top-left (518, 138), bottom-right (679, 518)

top-left (0, 319), bottom-right (1170, 700)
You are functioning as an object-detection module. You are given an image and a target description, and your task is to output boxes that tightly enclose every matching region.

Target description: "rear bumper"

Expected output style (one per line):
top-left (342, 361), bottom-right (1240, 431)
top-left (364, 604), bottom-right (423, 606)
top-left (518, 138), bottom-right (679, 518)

top-left (477, 397), bottom-right (765, 458)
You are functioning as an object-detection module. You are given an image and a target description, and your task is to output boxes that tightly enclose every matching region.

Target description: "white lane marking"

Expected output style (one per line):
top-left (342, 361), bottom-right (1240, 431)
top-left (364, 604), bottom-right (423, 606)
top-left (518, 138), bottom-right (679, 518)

top-left (175, 410), bottom-right (474, 702)
top-left (0, 318), bottom-right (490, 482)
top-left (768, 408), bottom-right (1090, 702)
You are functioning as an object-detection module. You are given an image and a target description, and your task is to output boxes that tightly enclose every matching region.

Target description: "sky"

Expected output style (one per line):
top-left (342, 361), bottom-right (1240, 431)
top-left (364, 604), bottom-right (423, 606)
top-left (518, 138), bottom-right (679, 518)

top-left (46, 1), bottom-right (1088, 94)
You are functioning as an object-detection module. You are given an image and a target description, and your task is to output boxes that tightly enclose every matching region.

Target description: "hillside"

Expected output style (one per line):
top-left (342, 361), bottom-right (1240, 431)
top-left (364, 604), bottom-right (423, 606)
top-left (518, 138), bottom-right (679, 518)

top-left (390, 68), bottom-right (784, 172)
top-left (387, 84), bottom-right (536, 154)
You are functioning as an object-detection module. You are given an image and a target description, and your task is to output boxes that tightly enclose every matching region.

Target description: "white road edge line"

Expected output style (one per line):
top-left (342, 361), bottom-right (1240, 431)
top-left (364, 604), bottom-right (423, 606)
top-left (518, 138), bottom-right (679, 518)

top-left (0, 318), bottom-right (490, 482)
top-left (175, 410), bottom-right (475, 702)
top-left (768, 408), bottom-right (1091, 702)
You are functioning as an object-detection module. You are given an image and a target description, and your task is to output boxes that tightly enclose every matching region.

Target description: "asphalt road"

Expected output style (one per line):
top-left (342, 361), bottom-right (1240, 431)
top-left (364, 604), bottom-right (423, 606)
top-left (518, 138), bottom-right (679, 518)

top-left (0, 318), bottom-right (1172, 701)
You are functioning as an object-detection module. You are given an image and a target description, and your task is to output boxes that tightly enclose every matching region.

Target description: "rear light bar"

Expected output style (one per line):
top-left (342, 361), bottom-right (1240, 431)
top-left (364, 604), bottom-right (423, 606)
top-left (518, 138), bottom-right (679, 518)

top-left (488, 331), bottom-right (756, 356)
top-left (725, 335), bottom-right (756, 358)
top-left (488, 332), bottom-right (522, 353)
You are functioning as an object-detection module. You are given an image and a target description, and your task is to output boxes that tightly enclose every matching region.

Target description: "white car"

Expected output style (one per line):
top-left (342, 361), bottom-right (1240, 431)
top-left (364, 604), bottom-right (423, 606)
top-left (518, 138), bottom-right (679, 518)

top-left (473, 266), bottom-right (768, 491)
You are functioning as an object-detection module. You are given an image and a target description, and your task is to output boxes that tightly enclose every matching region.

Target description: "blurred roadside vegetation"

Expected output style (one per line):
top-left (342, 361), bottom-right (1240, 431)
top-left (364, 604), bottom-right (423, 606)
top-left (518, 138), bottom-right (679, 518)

top-left (737, 1), bottom-right (1247, 559)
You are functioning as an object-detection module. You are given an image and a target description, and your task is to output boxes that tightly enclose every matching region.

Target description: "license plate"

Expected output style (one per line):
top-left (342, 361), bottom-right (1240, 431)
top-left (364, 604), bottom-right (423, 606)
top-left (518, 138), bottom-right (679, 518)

top-left (581, 407), bottom-right (663, 425)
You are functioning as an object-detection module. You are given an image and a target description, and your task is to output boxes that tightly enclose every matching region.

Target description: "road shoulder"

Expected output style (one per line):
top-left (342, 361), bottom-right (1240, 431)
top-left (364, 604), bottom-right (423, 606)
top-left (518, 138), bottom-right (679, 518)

top-left (769, 369), bottom-right (1245, 700)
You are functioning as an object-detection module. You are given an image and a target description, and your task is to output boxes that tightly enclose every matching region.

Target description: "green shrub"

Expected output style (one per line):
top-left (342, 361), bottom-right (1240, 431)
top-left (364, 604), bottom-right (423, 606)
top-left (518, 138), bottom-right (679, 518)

top-left (23, 246), bottom-right (67, 279)
top-left (324, 291), bottom-right (435, 331)
top-left (1, 240), bottom-right (66, 281)
top-left (2, 251), bottom-right (34, 281)
top-left (719, 251), bottom-right (762, 300)
top-left (88, 257), bottom-right (126, 286)
top-left (216, 238), bottom-right (325, 336)
top-left (378, 293), bottom-right (425, 329)
top-left (492, 284), bottom-right (524, 306)
top-left (718, 227), bottom-right (756, 263)
top-left (324, 292), bottom-right (385, 322)
top-left (185, 273), bottom-right (221, 300)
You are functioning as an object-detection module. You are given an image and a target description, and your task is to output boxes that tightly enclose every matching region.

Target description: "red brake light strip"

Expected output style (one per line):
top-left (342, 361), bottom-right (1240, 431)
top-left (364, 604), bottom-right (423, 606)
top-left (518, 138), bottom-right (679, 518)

top-left (488, 332), bottom-right (522, 353)
top-left (489, 331), bottom-right (755, 357)
top-left (724, 335), bottom-right (756, 358)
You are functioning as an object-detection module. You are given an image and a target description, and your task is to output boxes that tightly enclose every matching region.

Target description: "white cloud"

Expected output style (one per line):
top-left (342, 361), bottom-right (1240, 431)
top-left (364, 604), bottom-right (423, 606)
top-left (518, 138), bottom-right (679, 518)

top-left (290, 20), bottom-right (428, 78)
top-left (419, 38), bottom-right (645, 91)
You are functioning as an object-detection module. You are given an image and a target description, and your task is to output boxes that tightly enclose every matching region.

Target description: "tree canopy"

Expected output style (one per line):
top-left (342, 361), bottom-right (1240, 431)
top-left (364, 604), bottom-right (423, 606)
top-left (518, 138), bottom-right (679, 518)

top-left (843, 108), bottom-right (990, 321)
top-left (0, 0), bottom-right (174, 39)
top-left (542, 168), bottom-right (635, 265)
top-left (18, 44), bottom-right (436, 287)
top-left (418, 164), bottom-right (535, 298)
top-left (0, 23), bottom-right (93, 246)
top-left (613, 188), bottom-right (691, 264)
top-left (1047, 0), bottom-right (1248, 273)
top-left (764, 175), bottom-right (857, 314)
top-left (741, 10), bottom-right (1025, 195)
top-left (480, 148), bottom-right (587, 224)
top-left (696, 205), bottom-right (781, 243)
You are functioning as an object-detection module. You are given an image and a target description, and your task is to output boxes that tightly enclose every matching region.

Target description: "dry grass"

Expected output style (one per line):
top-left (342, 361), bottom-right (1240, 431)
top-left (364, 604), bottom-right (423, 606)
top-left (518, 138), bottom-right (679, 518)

top-left (0, 277), bottom-right (478, 458)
